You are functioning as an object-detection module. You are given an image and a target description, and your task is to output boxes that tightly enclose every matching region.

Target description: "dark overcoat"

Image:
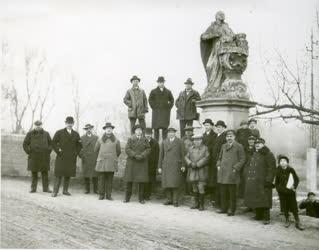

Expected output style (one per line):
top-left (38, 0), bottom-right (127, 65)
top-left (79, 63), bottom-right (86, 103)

top-left (175, 89), bottom-right (201, 120)
top-left (207, 132), bottom-right (226, 187)
top-left (149, 87), bottom-right (174, 129)
top-left (244, 146), bottom-right (276, 209)
top-left (216, 141), bottom-right (245, 185)
top-left (52, 128), bottom-right (82, 177)
top-left (185, 144), bottom-right (209, 182)
top-left (147, 138), bottom-right (159, 182)
top-left (124, 135), bottom-right (151, 183)
top-left (23, 129), bottom-right (52, 172)
top-left (79, 134), bottom-right (98, 177)
top-left (158, 137), bottom-right (185, 188)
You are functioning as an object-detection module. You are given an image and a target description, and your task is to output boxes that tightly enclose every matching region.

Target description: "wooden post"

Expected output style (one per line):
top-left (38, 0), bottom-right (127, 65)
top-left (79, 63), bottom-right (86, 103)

top-left (307, 148), bottom-right (317, 191)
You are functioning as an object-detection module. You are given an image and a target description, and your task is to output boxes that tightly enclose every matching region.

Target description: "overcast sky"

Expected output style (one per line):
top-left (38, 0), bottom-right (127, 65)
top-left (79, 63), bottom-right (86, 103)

top-left (1, 0), bottom-right (318, 138)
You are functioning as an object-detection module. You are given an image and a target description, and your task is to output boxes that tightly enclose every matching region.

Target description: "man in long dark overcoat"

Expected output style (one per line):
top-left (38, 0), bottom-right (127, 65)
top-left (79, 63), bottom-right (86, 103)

top-left (209, 120), bottom-right (227, 207)
top-left (52, 116), bottom-right (82, 197)
top-left (202, 119), bottom-right (216, 201)
top-left (175, 78), bottom-right (201, 138)
top-left (148, 76), bottom-right (174, 141)
top-left (23, 120), bottom-right (52, 193)
top-left (124, 124), bottom-right (151, 204)
top-left (244, 138), bottom-right (276, 225)
top-left (79, 124), bottom-right (98, 194)
top-left (158, 127), bottom-right (186, 207)
top-left (216, 130), bottom-right (245, 216)
top-left (123, 75), bottom-right (148, 134)
top-left (144, 128), bottom-right (159, 200)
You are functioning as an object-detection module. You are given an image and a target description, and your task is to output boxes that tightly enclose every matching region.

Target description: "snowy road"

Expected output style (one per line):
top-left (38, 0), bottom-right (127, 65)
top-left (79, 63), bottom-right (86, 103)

top-left (1, 178), bottom-right (318, 249)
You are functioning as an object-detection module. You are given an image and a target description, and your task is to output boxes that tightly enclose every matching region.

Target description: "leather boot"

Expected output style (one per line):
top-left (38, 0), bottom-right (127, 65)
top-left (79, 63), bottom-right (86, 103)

top-left (63, 177), bottom-right (71, 196)
top-left (284, 218), bottom-right (291, 228)
top-left (191, 193), bottom-right (199, 209)
top-left (92, 177), bottom-right (98, 194)
top-left (199, 194), bottom-right (205, 211)
top-left (30, 172), bottom-right (38, 193)
top-left (84, 178), bottom-right (90, 194)
top-left (52, 177), bottom-right (61, 197)
top-left (42, 172), bottom-right (52, 193)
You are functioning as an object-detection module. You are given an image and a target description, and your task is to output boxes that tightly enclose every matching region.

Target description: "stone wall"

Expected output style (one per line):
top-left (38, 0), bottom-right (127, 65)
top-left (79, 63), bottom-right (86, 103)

top-left (1, 134), bottom-right (127, 182)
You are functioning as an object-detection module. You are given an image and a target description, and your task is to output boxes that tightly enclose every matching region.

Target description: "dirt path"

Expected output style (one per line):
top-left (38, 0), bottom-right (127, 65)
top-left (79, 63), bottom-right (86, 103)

top-left (1, 178), bottom-right (319, 249)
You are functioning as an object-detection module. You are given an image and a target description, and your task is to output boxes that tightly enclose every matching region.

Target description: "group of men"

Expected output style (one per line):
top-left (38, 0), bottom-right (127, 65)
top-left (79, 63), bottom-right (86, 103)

top-left (22, 75), bottom-right (289, 226)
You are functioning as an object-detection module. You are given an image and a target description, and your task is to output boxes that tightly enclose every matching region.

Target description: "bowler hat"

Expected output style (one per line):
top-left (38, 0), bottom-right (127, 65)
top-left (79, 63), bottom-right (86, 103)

top-left (255, 137), bottom-right (265, 144)
top-left (34, 120), bottom-right (42, 126)
top-left (130, 75), bottom-right (141, 83)
top-left (248, 118), bottom-right (257, 125)
top-left (278, 154), bottom-right (289, 163)
top-left (225, 130), bottom-right (236, 136)
top-left (203, 119), bottom-right (214, 126)
top-left (103, 122), bottom-right (115, 130)
top-left (133, 124), bottom-right (143, 132)
top-left (184, 78), bottom-right (194, 85)
top-left (215, 120), bottom-right (227, 128)
top-left (184, 125), bottom-right (194, 131)
top-left (167, 127), bottom-right (177, 132)
top-left (156, 76), bottom-right (165, 83)
top-left (83, 124), bottom-right (94, 130)
top-left (240, 120), bottom-right (248, 126)
top-left (65, 116), bottom-right (74, 124)
top-left (145, 127), bottom-right (153, 134)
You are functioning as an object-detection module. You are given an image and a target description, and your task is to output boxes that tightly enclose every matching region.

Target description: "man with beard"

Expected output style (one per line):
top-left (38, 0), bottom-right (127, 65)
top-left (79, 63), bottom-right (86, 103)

top-left (23, 120), bottom-right (52, 193)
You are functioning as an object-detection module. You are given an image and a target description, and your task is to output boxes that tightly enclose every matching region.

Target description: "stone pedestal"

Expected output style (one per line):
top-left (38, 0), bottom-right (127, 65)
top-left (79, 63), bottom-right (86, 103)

top-left (196, 98), bottom-right (256, 129)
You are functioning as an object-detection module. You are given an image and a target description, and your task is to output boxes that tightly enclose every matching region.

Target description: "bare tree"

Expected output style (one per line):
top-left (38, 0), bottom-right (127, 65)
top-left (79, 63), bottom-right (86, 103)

top-left (251, 51), bottom-right (318, 126)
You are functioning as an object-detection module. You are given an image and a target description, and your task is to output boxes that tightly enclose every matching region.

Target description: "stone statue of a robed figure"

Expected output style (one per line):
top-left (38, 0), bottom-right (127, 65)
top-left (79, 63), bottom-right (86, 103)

top-left (200, 11), bottom-right (249, 99)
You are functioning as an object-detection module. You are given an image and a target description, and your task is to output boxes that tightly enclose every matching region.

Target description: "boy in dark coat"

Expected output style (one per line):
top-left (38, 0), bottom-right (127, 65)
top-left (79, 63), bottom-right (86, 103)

top-left (248, 118), bottom-right (260, 138)
top-left (23, 120), bottom-right (52, 193)
top-left (79, 124), bottom-right (98, 194)
top-left (123, 76), bottom-right (148, 134)
top-left (124, 124), bottom-right (151, 204)
top-left (144, 128), bottom-right (160, 200)
top-left (245, 138), bottom-right (276, 225)
top-left (175, 78), bottom-right (201, 138)
top-left (299, 192), bottom-right (319, 218)
top-left (148, 76), bottom-right (174, 141)
top-left (275, 155), bottom-right (304, 230)
top-left (209, 120), bottom-right (227, 207)
top-left (52, 116), bottom-right (82, 197)
top-left (236, 120), bottom-right (250, 148)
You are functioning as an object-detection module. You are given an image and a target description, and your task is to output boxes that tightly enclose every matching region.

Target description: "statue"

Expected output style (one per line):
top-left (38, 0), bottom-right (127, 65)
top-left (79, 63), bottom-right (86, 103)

top-left (200, 11), bottom-right (249, 99)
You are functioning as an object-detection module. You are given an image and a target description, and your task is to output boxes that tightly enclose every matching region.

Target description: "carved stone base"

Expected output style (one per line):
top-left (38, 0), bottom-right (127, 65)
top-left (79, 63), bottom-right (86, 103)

top-left (196, 98), bottom-right (256, 129)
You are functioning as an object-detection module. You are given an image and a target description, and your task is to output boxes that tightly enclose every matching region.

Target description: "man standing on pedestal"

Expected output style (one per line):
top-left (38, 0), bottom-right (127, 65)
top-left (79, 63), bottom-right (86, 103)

top-left (123, 75), bottom-right (148, 134)
top-left (79, 124), bottom-right (98, 194)
top-left (175, 78), bottom-right (201, 138)
top-left (23, 120), bottom-right (52, 193)
top-left (52, 116), bottom-right (82, 197)
top-left (248, 118), bottom-right (260, 138)
top-left (149, 76), bottom-right (174, 141)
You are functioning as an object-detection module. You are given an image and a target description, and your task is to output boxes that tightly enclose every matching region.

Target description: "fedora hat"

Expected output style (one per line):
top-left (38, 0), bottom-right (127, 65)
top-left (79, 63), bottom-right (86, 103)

top-left (65, 116), bottom-right (74, 124)
top-left (156, 76), bottom-right (165, 83)
top-left (203, 119), bottom-right (214, 126)
top-left (130, 75), bottom-right (141, 83)
top-left (133, 124), bottom-right (143, 132)
top-left (145, 127), bottom-right (153, 134)
top-left (34, 120), bottom-right (42, 126)
top-left (103, 122), bottom-right (115, 130)
top-left (184, 78), bottom-right (194, 85)
top-left (83, 124), bottom-right (94, 130)
top-left (184, 125), bottom-right (194, 131)
top-left (248, 118), bottom-right (257, 125)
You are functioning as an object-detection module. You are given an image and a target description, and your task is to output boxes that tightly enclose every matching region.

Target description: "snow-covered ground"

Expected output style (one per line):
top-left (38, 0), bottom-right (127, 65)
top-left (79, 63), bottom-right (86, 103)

top-left (1, 177), bottom-right (319, 249)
